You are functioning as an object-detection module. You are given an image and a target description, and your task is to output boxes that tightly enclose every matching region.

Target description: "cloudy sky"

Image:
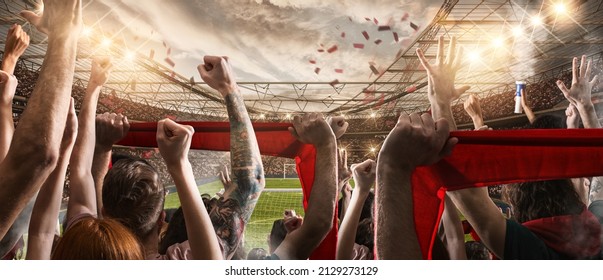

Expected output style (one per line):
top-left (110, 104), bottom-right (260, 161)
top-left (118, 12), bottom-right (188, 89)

top-left (84, 0), bottom-right (442, 83)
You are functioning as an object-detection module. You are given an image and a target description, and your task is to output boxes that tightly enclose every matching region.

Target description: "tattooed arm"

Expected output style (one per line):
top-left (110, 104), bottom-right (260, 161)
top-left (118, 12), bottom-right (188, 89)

top-left (198, 56), bottom-right (265, 259)
top-left (590, 177), bottom-right (603, 205)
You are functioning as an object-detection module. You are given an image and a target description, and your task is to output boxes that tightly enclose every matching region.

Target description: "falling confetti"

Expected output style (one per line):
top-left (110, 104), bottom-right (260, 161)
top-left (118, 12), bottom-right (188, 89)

top-left (362, 31), bottom-right (370, 40)
top-left (318, 49), bottom-right (325, 52)
top-left (149, 49), bottom-right (155, 59)
top-left (374, 39), bottom-right (383, 45)
top-left (393, 32), bottom-right (399, 42)
top-left (341, 32), bottom-right (346, 38)
top-left (369, 64), bottom-right (380, 75)
top-left (353, 43), bottom-right (365, 49)
top-left (401, 13), bottom-right (409, 21)
top-left (378, 26), bottom-right (391, 31)
top-left (373, 18), bottom-right (379, 25)
top-left (335, 69), bottom-right (344, 73)
top-left (410, 22), bottom-right (420, 31)
top-left (329, 79), bottom-right (340, 87)
top-left (165, 57), bottom-right (176, 67)
top-left (314, 67), bottom-right (321, 74)
top-left (309, 59), bottom-right (317, 64)
top-left (327, 45), bottom-right (338, 53)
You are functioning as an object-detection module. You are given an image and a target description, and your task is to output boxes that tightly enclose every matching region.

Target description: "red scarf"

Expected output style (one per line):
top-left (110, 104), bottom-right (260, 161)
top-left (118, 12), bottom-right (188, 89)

top-left (119, 124), bottom-right (603, 259)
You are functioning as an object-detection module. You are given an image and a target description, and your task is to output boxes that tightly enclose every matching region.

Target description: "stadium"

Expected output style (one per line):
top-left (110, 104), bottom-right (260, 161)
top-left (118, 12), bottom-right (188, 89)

top-left (1, 0), bottom-right (603, 262)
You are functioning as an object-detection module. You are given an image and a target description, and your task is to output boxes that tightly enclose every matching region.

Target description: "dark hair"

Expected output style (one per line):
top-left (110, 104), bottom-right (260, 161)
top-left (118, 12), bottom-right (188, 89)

top-left (355, 218), bottom-right (374, 255)
top-left (158, 207), bottom-right (187, 254)
top-left (52, 217), bottom-right (143, 260)
top-left (102, 158), bottom-right (165, 240)
top-left (360, 191), bottom-right (375, 220)
top-left (269, 219), bottom-right (286, 253)
top-left (529, 115), bottom-right (565, 129)
top-left (502, 179), bottom-right (584, 223)
top-left (465, 241), bottom-right (491, 260)
top-left (247, 248), bottom-right (268, 260)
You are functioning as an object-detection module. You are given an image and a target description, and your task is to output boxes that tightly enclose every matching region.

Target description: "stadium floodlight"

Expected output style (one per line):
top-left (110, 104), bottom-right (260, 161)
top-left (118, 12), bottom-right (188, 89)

top-left (370, 113), bottom-right (376, 118)
top-left (531, 15), bottom-right (543, 26)
top-left (125, 51), bottom-right (136, 61)
top-left (82, 26), bottom-right (93, 37)
top-left (101, 38), bottom-right (112, 48)
top-left (512, 26), bottom-right (524, 37)
top-left (285, 114), bottom-right (291, 119)
top-left (554, 2), bottom-right (567, 14)
top-left (468, 51), bottom-right (481, 62)
top-left (491, 37), bottom-right (505, 48)
top-left (370, 147), bottom-right (376, 152)
top-left (260, 114), bottom-right (266, 119)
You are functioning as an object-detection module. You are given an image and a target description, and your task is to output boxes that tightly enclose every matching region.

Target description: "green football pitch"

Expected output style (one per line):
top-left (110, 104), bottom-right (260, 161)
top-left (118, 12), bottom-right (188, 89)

top-left (164, 178), bottom-right (306, 251)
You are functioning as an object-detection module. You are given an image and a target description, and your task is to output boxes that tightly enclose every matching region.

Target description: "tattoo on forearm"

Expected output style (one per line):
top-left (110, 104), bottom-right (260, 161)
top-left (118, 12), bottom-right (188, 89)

top-left (590, 177), bottom-right (603, 202)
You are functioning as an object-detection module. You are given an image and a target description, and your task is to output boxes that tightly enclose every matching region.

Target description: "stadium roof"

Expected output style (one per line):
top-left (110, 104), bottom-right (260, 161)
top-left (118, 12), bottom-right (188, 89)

top-left (1, 0), bottom-right (603, 120)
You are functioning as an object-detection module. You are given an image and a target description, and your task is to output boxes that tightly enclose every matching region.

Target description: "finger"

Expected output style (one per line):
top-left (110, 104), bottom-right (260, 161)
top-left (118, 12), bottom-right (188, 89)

top-left (288, 126), bottom-right (300, 140)
top-left (556, 80), bottom-right (570, 97)
top-left (421, 113), bottom-right (435, 130)
top-left (397, 113), bottom-right (411, 125)
top-left (19, 11), bottom-right (41, 28)
top-left (340, 122), bottom-right (349, 135)
top-left (455, 85), bottom-right (471, 96)
top-left (123, 116), bottom-right (130, 133)
top-left (342, 149), bottom-right (348, 168)
top-left (203, 56), bottom-right (222, 70)
top-left (452, 47), bottom-right (464, 71)
top-left (197, 64), bottom-right (210, 81)
top-left (0, 70), bottom-right (10, 84)
top-left (220, 171), bottom-right (227, 184)
top-left (440, 137), bottom-right (458, 158)
top-left (156, 119), bottom-right (166, 140)
top-left (572, 57), bottom-right (578, 83)
top-left (437, 36), bottom-right (445, 65)
top-left (585, 59), bottom-right (592, 80)
top-left (416, 49), bottom-right (433, 73)
top-left (590, 75), bottom-right (599, 87)
top-left (409, 112), bottom-right (422, 125)
top-left (434, 118), bottom-right (451, 137)
top-left (580, 55), bottom-right (586, 79)
top-left (446, 36), bottom-right (456, 65)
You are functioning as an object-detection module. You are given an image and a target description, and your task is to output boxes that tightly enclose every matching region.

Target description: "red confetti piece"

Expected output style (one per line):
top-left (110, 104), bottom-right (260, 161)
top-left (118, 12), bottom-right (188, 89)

top-left (165, 57), bottom-right (176, 67)
top-left (348, 16), bottom-right (353, 22)
top-left (406, 85), bottom-right (417, 93)
top-left (353, 43), bottom-right (365, 49)
top-left (329, 79), bottom-right (340, 87)
top-left (410, 22), bottom-right (419, 31)
top-left (149, 49), bottom-right (155, 59)
top-left (378, 25), bottom-right (391, 31)
top-left (162, 41), bottom-right (167, 48)
top-left (393, 32), bottom-right (399, 42)
top-left (374, 39), bottom-right (382, 45)
top-left (318, 49), bottom-right (325, 52)
top-left (341, 32), bottom-right (346, 38)
top-left (167, 48), bottom-right (172, 55)
top-left (327, 45), bottom-right (338, 53)
top-left (314, 67), bottom-right (321, 74)
top-left (373, 18), bottom-right (379, 25)
top-left (362, 31), bottom-right (370, 40)
top-left (309, 59), bottom-right (317, 64)
top-left (364, 17), bottom-right (371, 21)
top-left (335, 69), bottom-right (344, 73)
top-left (401, 13), bottom-right (409, 21)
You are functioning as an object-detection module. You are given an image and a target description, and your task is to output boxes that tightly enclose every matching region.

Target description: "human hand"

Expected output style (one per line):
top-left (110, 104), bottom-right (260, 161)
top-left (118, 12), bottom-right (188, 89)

top-left (20, 0), bottom-right (82, 37)
top-left (463, 94), bottom-right (483, 119)
top-left (218, 165), bottom-right (235, 193)
top-left (283, 209), bottom-right (303, 233)
top-left (156, 118), bottom-right (194, 166)
top-left (0, 71), bottom-right (18, 105)
top-left (288, 113), bottom-right (336, 147)
top-left (350, 159), bottom-right (376, 193)
top-left (520, 89), bottom-right (530, 110)
top-left (3, 24), bottom-right (29, 61)
top-left (566, 103), bottom-right (580, 129)
top-left (326, 116), bottom-right (349, 139)
top-left (95, 113), bottom-right (130, 149)
top-left (61, 98), bottom-right (78, 154)
top-left (556, 55), bottom-right (598, 108)
top-left (337, 149), bottom-right (352, 192)
top-left (89, 57), bottom-right (113, 87)
top-left (197, 56), bottom-right (238, 96)
top-left (379, 113), bottom-right (457, 170)
top-left (417, 36), bottom-right (470, 106)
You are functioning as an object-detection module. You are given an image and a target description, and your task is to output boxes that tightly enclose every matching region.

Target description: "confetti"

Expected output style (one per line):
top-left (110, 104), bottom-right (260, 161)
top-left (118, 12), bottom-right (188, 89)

top-left (362, 31), bottom-right (370, 40)
top-left (165, 57), bottom-right (176, 67)
top-left (373, 18), bottom-right (379, 25)
top-left (374, 39), bottom-right (382, 45)
top-left (410, 22), bottom-right (420, 31)
top-left (353, 43), bottom-right (365, 49)
top-left (335, 69), bottom-right (344, 73)
top-left (393, 32), bottom-right (399, 42)
top-left (401, 13), bottom-right (409, 21)
top-left (318, 49), bottom-right (325, 52)
top-left (162, 41), bottom-right (167, 48)
top-left (309, 59), bottom-right (317, 64)
top-left (341, 32), bottom-right (346, 38)
top-left (348, 16), bottom-right (353, 22)
top-left (167, 48), bottom-right (172, 55)
top-left (314, 67), bottom-right (321, 74)
top-left (364, 17), bottom-right (371, 21)
top-left (327, 45), bottom-right (338, 53)
top-left (329, 79), bottom-right (340, 87)
top-left (149, 49), bottom-right (155, 59)
top-left (378, 25), bottom-right (391, 31)
top-left (369, 64), bottom-right (380, 75)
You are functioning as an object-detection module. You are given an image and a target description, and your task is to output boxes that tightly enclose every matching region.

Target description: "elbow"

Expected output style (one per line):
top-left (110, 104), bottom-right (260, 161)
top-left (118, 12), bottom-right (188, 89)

top-left (20, 143), bottom-right (60, 171)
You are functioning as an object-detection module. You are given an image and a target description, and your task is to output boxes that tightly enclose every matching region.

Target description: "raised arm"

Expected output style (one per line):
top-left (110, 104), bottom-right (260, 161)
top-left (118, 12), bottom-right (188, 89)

top-left (197, 56), bottom-right (265, 259)
top-left (0, 0), bottom-right (82, 239)
top-left (520, 89), bottom-right (536, 124)
top-left (0, 72), bottom-right (18, 163)
top-left (337, 159), bottom-right (375, 260)
top-left (463, 94), bottom-right (486, 130)
top-left (273, 113), bottom-right (338, 259)
top-left (440, 194), bottom-right (467, 260)
top-left (92, 113), bottom-right (129, 216)
top-left (27, 100), bottom-right (77, 260)
top-left (557, 55), bottom-right (600, 129)
top-left (66, 57), bottom-right (113, 222)
top-left (566, 104), bottom-right (580, 129)
top-left (417, 36), bottom-right (470, 131)
top-left (2, 24), bottom-right (30, 75)
top-left (157, 119), bottom-right (222, 260)
top-left (375, 113), bottom-right (457, 259)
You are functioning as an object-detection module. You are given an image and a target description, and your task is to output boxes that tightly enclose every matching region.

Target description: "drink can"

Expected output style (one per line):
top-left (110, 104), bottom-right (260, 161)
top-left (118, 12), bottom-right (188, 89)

top-left (515, 81), bottom-right (526, 114)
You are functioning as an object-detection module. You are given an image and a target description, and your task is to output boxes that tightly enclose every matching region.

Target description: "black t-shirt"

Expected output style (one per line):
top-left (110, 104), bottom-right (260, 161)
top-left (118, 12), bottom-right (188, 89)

top-left (504, 219), bottom-right (564, 260)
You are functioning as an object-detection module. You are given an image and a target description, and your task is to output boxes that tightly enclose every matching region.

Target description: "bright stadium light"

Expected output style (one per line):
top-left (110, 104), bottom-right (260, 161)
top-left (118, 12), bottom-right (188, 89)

top-left (531, 15), bottom-right (543, 26)
top-left (285, 114), bottom-right (291, 119)
top-left (468, 51), bottom-right (481, 62)
top-left (260, 114), bottom-right (266, 119)
top-left (370, 147), bottom-right (376, 152)
top-left (554, 2), bottom-right (567, 14)
top-left (82, 26), bottom-right (92, 37)
top-left (512, 26), bottom-right (524, 37)
top-left (491, 37), bottom-right (505, 48)
top-left (125, 51), bottom-right (136, 61)
top-left (101, 38), bottom-right (112, 48)
top-left (370, 113), bottom-right (376, 118)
